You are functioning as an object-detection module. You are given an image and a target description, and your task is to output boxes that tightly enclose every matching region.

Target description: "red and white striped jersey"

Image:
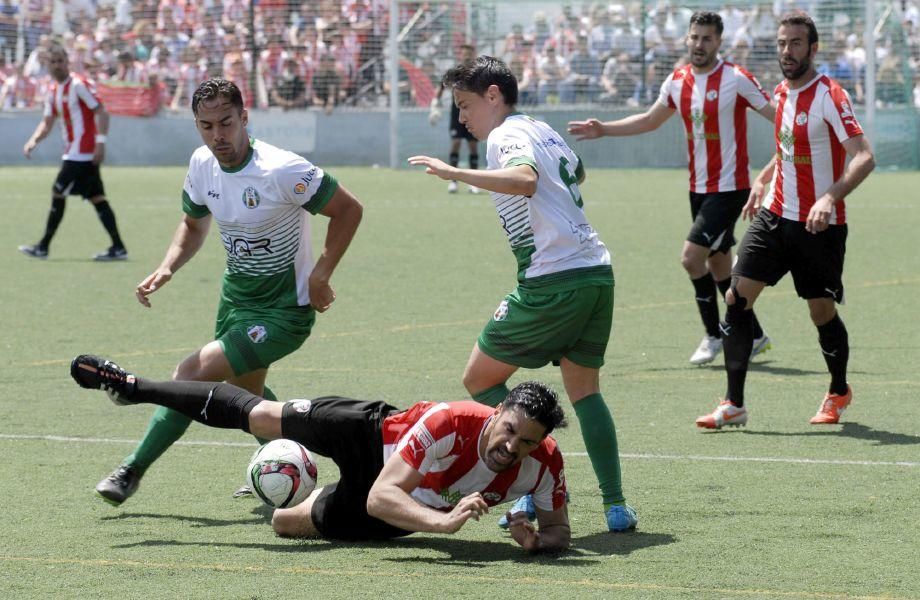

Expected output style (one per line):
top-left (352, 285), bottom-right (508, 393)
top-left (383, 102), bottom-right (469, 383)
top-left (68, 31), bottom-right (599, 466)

top-left (381, 401), bottom-right (567, 512)
top-left (657, 60), bottom-right (770, 193)
top-left (43, 73), bottom-right (101, 161)
top-left (764, 74), bottom-right (863, 224)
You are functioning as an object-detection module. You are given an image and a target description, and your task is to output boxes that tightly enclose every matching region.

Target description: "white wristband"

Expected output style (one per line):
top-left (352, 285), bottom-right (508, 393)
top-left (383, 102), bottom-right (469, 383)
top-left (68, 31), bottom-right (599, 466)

top-left (95, 134), bottom-right (107, 143)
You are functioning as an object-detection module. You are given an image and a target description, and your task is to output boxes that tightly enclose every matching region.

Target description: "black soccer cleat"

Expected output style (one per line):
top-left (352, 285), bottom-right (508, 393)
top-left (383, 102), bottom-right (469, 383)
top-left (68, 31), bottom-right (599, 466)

top-left (93, 246), bottom-right (128, 262)
top-left (70, 354), bottom-right (136, 405)
top-left (18, 244), bottom-right (48, 259)
top-left (96, 464), bottom-right (142, 506)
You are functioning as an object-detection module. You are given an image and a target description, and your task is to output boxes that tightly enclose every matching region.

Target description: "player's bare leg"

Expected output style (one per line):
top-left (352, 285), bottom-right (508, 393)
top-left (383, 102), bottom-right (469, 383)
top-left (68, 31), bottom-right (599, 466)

top-left (272, 488), bottom-right (324, 538)
top-left (462, 343), bottom-right (518, 407)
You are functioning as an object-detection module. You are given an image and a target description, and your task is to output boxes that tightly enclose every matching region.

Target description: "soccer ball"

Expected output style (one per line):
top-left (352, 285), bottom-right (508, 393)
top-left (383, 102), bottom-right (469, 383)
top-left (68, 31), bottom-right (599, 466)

top-left (246, 439), bottom-right (318, 509)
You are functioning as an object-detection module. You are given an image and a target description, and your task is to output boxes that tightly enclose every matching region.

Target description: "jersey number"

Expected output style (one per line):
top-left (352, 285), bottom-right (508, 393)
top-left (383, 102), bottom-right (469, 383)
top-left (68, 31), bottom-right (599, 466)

top-left (558, 157), bottom-right (583, 208)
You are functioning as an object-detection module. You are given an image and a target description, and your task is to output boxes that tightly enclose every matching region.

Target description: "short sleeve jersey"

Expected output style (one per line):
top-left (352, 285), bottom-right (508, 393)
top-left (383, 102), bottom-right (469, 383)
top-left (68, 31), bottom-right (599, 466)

top-left (381, 401), bottom-right (567, 513)
top-left (656, 60), bottom-right (771, 193)
top-left (764, 74), bottom-right (863, 225)
top-left (182, 139), bottom-right (339, 308)
top-left (486, 113), bottom-right (611, 288)
top-left (44, 73), bottom-right (101, 161)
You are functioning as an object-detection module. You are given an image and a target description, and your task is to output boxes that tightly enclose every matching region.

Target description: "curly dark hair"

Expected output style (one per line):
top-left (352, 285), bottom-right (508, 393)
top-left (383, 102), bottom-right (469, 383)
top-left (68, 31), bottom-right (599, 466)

top-left (191, 78), bottom-right (244, 115)
top-left (503, 381), bottom-right (566, 436)
top-left (442, 55), bottom-right (518, 106)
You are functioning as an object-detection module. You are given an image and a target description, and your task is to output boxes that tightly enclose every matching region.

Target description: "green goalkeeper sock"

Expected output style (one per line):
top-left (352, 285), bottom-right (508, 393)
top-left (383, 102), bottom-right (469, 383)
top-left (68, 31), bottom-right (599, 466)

top-left (573, 393), bottom-right (625, 505)
top-left (471, 383), bottom-right (510, 407)
top-left (124, 406), bottom-right (192, 471)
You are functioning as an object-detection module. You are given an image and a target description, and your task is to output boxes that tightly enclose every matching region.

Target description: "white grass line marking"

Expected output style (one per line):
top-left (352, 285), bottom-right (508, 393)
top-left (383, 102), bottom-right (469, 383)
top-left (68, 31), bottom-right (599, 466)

top-left (2, 434), bottom-right (916, 467)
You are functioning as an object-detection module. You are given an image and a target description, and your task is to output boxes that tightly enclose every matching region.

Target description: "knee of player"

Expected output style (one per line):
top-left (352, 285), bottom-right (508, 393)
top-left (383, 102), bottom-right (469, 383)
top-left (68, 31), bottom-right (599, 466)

top-left (271, 510), bottom-right (296, 537)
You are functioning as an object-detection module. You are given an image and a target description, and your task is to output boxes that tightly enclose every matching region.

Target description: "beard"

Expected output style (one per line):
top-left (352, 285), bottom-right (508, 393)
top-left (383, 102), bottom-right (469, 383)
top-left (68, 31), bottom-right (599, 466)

top-left (779, 54), bottom-right (811, 80)
top-left (691, 49), bottom-right (717, 68)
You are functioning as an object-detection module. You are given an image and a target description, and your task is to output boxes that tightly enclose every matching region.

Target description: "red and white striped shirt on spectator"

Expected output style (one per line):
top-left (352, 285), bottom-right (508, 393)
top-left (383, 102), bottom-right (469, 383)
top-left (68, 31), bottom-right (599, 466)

top-left (381, 401), bottom-right (567, 513)
top-left (657, 59), bottom-right (771, 194)
top-left (765, 74), bottom-right (863, 225)
top-left (44, 73), bottom-right (101, 161)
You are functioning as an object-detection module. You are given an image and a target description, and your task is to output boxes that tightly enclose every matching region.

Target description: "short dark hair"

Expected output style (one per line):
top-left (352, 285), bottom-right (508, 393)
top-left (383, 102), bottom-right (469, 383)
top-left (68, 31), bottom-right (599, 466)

top-left (503, 381), bottom-right (566, 436)
top-left (780, 12), bottom-right (819, 45)
top-left (689, 11), bottom-right (724, 37)
top-left (191, 78), bottom-right (244, 115)
top-left (442, 55), bottom-right (518, 106)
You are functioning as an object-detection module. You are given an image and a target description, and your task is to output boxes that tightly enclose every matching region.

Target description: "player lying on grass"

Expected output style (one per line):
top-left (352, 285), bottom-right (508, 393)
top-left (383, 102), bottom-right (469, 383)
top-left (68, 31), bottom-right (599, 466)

top-left (71, 355), bottom-right (571, 553)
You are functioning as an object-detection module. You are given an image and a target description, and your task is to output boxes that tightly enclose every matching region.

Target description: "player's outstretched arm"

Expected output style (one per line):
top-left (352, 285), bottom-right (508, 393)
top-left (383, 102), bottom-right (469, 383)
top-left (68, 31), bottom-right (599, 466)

top-left (508, 504), bottom-right (570, 554)
top-left (310, 184), bottom-right (363, 312)
top-left (367, 455), bottom-right (488, 534)
top-left (136, 214), bottom-right (211, 307)
top-left (409, 156), bottom-right (537, 196)
top-left (567, 102), bottom-right (674, 140)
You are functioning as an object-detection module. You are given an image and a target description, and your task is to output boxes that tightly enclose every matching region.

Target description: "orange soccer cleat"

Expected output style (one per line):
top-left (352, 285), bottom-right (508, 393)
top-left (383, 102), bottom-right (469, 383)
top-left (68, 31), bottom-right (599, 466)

top-left (695, 399), bottom-right (748, 429)
top-left (809, 385), bottom-right (852, 424)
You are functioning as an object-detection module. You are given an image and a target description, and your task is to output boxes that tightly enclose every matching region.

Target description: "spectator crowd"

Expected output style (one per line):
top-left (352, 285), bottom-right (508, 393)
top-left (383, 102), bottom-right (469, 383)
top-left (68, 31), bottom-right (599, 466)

top-left (1, 1), bottom-right (919, 113)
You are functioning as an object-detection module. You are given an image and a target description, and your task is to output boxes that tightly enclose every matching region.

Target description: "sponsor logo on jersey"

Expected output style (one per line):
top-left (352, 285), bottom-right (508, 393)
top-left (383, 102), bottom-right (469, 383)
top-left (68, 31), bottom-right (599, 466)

top-left (207, 189), bottom-right (220, 199)
top-left (795, 111), bottom-right (808, 126)
top-left (439, 488), bottom-right (463, 506)
top-left (690, 110), bottom-right (707, 128)
top-left (294, 182), bottom-right (306, 194)
top-left (247, 325), bottom-right (268, 343)
top-left (705, 89), bottom-right (718, 101)
top-left (482, 492), bottom-right (502, 504)
top-left (300, 166), bottom-right (318, 186)
top-left (289, 399), bottom-right (312, 413)
top-left (499, 143), bottom-right (526, 156)
top-left (242, 186), bottom-right (261, 208)
top-left (225, 235), bottom-right (272, 257)
top-left (493, 300), bottom-right (509, 321)
top-left (778, 127), bottom-right (796, 153)
top-left (839, 100), bottom-right (853, 119)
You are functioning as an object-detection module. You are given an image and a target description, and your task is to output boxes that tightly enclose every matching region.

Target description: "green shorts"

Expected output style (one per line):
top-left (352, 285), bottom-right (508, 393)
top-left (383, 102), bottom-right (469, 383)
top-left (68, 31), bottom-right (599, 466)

top-left (215, 300), bottom-right (316, 376)
top-left (477, 282), bottom-right (614, 370)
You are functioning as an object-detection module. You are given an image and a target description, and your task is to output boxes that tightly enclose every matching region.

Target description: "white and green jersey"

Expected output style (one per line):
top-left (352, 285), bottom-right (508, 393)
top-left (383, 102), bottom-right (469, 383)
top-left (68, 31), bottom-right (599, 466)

top-left (486, 113), bottom-right (611, 291)
top-left (182, 138), bottom-right (338, 309)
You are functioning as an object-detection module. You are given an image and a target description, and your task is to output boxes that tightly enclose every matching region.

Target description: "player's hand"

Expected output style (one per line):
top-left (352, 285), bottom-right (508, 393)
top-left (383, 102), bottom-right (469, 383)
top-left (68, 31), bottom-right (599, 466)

top-left (23, 139), bottom-right (37, 159)
top-left (428, 98), bottom-right (442, 126)
top-left (506, 512), bottom-right (541, 552)
top-left (567, 118), bottom-right (604, 140)
top-left (440, 493), bottom-right (489, 534)
top-left (135, 269), bottom-right (172, 308)
top-left (93, 143), bottom-right (105, 166)
top-left (308, 272), bottom-right (335, 312)
top-left (806, 195), bottom-right (834, 234)
top-left (407, 155), bottom-right (456, 181)
top-left (743, 181), bottom-right (766, 220)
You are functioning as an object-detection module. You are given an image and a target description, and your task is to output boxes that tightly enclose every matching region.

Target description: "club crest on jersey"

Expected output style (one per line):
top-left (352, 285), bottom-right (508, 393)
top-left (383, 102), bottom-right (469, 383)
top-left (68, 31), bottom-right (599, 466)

top-left (493, 300), bottom-right (509, 321)
top-left (795, 112), bottom-right (808, 126)
top-left (705, 89), bottom-right (718, 101)
top-left (242, 186), bottom-right (261, 208)
top-left (247, 325), bottom-right (268, 343)
top-left (290, 399), bottom-right (312, 413)
top-left (293, 182), bottom-right (306, 195)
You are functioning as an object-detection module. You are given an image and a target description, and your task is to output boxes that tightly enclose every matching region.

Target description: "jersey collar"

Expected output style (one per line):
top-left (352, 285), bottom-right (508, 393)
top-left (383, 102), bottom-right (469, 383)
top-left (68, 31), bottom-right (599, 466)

top-left (219, 137), bottom-right (255, 173)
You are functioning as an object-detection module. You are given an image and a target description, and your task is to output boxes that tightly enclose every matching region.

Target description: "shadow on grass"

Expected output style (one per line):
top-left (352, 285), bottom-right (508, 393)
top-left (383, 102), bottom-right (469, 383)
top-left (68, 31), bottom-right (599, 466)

top-left (101, 504), bottom-right (273, 528)
top-left (742, 422), bottom-right (920, 446)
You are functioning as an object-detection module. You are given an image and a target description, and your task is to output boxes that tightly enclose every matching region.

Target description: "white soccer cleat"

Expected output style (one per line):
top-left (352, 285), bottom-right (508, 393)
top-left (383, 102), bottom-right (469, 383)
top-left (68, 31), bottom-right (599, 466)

top-left (447, 180), bottom-right (458, 194)
top-left (750, 334), bottom-right (772, 360)
top-left (689, 335), bottom-right (723, 365)
top-left (695, 400), bottom-right (748, 429)
top-left (468, 185), bottom-right (481, 194)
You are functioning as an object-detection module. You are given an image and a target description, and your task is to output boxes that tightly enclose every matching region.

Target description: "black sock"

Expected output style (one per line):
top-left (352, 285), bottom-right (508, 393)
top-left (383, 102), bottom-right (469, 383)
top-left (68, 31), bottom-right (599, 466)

top-left (692, 274), bottom-right (721, 338)
top-left (449, 152), bottom-right (459, 169)
top-left (469, 152), bottom-right (478, 170)
top-left (722, 297), bottom-right (753, 406)
top-left (817, 313), bottom-right (849, 395)
top-left (39, 196), bottom-right (66, 249)
top-left (718, 277), bottom-right (764, 338)
top-left (93, 200), bottom-right (124, 249)
top-left (131, 379), bottom-right (262, 433)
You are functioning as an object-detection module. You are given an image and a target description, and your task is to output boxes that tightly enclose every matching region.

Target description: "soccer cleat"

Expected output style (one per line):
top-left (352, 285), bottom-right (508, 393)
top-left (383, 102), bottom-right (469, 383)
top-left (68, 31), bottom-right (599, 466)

top-left (70, 354), bottom-right (136, 405)
top-left (695, 399), bottom-right (748, 429)
top-left (809, 385), bottom-right (852, 424)
top-left (93, 246), bottom-right (128, 261)
top-left (18, 244), bottom-right (48, 259)
top-left (468, 185), bottom-right (481, 194)
top-left (689, 335), bottom-right (723, 365)
top-left (447, 180), bottom-right (458, 194)
top-left (96, 464), bottom-right (142, 506)
top-left (232, 485), bottom-right (254, 499)
top-left (750, 334), bottom-right (772, 360)
top-left (606, 503), bottom-right (638, 532)
top-left (498, 494), bottom-right (536, 529)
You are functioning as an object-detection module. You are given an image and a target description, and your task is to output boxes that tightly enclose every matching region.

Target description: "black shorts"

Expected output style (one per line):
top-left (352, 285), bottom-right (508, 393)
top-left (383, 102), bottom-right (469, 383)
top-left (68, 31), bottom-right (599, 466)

top-left (687, 189), bottom-right (749, 254)
top-left (280, 396), bottom-right (412, 541)
top-left (449, 104), bottom-right (476, 140)
top-left (733, 208), bottom-right (847, 302)
top-left (53, 160), bottom-right (105, 199)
